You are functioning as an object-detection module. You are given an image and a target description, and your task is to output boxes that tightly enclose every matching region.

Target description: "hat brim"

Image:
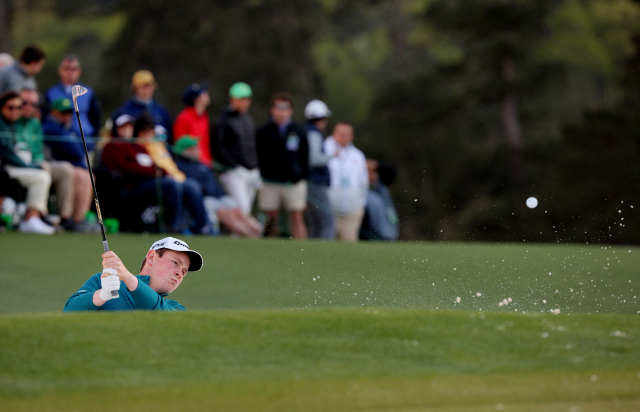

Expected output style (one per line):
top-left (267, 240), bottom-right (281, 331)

top-left (185, 250), bottom-right (203, 272)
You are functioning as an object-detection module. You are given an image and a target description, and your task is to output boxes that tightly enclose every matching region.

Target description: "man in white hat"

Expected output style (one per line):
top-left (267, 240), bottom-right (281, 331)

top-left (303, 100), bottom-right (336, 239)
top-left (64, 237), bottom-right (203, 311)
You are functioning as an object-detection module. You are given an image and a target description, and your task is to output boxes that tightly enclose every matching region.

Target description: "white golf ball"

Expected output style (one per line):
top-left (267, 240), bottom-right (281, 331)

top-left (526, 197), bottom-right (538, 209)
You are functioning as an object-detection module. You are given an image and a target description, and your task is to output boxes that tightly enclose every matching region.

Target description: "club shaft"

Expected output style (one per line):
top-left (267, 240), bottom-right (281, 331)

top-left (75, 109), bottom-right (109, 252)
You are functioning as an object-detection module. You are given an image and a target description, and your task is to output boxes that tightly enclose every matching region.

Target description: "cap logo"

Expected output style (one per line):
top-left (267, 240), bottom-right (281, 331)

top-left (153, 241), bottom-right (166, 249)
top-left (174, 240), bottom-right (188, 248)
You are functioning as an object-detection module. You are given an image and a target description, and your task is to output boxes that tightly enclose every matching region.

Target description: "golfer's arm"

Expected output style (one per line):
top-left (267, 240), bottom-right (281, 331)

top-left (129, 278), bottom-right (185, 311)
top-left (64, 274), bottom-right (102, 312)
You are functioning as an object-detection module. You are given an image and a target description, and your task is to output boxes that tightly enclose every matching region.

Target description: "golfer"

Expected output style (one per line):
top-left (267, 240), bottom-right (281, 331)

top-left (64, 237), bottom-right (203, 311)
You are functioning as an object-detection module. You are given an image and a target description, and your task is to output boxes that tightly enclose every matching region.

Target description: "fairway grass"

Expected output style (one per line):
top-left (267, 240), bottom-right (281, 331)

top-left (1, 309), bottom-right (639, 411)
top-left (0, 233), bottom-right (639, 314)
top-left (1, 234), bottom-right (639, 410)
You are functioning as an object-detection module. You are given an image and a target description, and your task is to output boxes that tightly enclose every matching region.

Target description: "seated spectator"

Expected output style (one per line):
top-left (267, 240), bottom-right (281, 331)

top-left (0, 45), bottom-right (46, 94)
top-left (45, 54), bottom-right (101, 151)
top-left (174, 137), bottom-right (262, 237)
top-left (15, 88), bottom-right (75, 231)
top-left (0, 91), bottom-right (53, 234)
top-left (324, 122), bottom-right (368, 242)
top-left (360, 160), bottom-right (399, 241)
top-left (174, 83), bottom-right (212, 165)
top-left (256, 92), bottom-right (309, 239)
top-left (42, 97), bottom-right (97, 232)
top-left (101, 113), bottom-right (213, 234)
top-left (117, 70), bottom-right (172, 141)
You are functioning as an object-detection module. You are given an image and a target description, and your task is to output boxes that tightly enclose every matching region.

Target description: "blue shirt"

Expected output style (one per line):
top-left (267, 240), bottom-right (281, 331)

top-left (45, 82), bottom-right (101, 150)
top-left (64, 273), bottom-right (186, 311)
top-left (42, 114), bottom-right (88, 169)
top-left (117, 98), bottom-right (173, 141)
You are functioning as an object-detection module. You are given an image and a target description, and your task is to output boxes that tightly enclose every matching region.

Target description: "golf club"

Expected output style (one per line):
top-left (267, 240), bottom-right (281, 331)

top-left (72, 85), bottom-right (118, 298)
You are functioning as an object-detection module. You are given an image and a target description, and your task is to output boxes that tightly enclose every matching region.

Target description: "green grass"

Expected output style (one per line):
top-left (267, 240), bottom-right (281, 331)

top-left (1, 233), bottom-right (639, 410)
top-left (1, 309), bottom-right (639, 411)
top-left (0, 233), bottom-right (639, 314)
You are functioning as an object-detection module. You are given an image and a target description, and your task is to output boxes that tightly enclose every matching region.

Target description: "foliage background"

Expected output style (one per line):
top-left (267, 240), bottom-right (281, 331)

top-left (2, 0), bottom-right (640, 243)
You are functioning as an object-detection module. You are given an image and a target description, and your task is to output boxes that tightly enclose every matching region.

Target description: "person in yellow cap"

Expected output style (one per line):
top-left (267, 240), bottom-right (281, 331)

top-left (115, 70), bottom-right (173, 141)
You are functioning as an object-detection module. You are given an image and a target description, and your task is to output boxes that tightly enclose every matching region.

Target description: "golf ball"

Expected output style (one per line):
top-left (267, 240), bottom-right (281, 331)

top-left (526, 197), bottom-right (538, 209)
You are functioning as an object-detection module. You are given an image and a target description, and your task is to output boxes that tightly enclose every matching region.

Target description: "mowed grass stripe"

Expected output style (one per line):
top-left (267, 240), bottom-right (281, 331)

top-left (1, 233), bottom-right (639, 314)
top-left (1, 309), bottom-right (639, 395)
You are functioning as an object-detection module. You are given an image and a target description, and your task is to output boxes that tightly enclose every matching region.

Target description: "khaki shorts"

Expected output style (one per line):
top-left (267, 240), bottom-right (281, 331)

top-left (259, 180), bottom-right (307, 212)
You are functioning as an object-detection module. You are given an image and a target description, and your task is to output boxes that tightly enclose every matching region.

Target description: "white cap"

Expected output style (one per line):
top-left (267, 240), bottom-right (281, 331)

top-left (114, 114), bottom-right (135, 127)
top-left (149, 237), bottom-right (203, 272)
top-left (304, 99), bottom-right (332, 120)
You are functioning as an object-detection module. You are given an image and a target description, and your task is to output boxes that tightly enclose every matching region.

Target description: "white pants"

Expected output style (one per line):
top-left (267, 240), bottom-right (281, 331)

top-left (4, 166), bottom-right (52, 213)
top-left (218, 166), bottom-right (261, 216)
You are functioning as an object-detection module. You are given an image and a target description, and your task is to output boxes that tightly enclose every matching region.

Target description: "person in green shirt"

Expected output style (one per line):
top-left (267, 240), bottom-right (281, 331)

top-left (15, 88), bottom-right (75, 228)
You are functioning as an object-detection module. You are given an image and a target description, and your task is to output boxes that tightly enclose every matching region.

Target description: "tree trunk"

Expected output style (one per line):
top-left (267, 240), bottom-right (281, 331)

top-left (0, 0), bottom-right (11, 53)
top-left (500, 56), bottom-right (524, 183)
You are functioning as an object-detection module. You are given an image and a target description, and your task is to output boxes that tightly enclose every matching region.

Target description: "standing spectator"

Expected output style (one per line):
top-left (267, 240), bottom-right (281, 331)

top-left (45, 54), bottom-right (101, 151)
top-left (324, 122), bottom-right (368, 242)
top-left (212, 82), bottom-right (260, 215)
top-left (174, 137), bottom-right (262, 237)
top-left (117, 70), bottom-right (172, 141)
top-left (0, 45), bottom-right (46, 94)
top-left (0, 92), bottom-right (53, 234)
top-left (303, 100), bottom-right (335, 239)
top-left (173, 83), bottom-right (212, 165)
top-left (360, 160), bottom-right (399, 241)
top-left (15, 88), bottom-right (75, 230)
top-left (256, 92), bottom-right (309, 239)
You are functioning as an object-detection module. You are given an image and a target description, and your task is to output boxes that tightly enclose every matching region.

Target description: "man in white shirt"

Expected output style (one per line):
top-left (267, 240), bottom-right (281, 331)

top-left (324, 122), bottom-right (368, 241)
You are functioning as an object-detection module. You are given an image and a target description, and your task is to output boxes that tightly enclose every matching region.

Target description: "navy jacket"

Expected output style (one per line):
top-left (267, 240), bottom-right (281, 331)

top-left (256, 120), bottom-right (309, 184)
top-left (118, 98), bottom-right (173, 141)
top-left (42, 115), bottom-right (87, 168)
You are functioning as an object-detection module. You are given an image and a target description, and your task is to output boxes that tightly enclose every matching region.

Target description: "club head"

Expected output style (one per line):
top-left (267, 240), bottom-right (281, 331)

top-left (72, 85), bottom-right (89, 100)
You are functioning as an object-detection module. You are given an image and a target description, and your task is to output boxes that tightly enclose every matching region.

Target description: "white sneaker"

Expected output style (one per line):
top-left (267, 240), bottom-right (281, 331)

top-left (19, 216), bottom-right (56, 235)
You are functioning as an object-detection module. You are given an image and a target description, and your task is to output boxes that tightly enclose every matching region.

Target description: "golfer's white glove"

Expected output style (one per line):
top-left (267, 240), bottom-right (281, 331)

top-left (99, 268), bottom-right (120, 301)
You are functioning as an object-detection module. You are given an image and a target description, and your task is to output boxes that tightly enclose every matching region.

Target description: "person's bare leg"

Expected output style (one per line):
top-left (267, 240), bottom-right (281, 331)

top-left (290, 211), bottom-right (307, 239)
top-left (73, 167), bottom-right (93, 223)
top-left (234, 209), bottom-right (262, 236)
top-left (217, 209), bottom-right (259, 237)
top-left (25, 209), bottom-right (40, 220)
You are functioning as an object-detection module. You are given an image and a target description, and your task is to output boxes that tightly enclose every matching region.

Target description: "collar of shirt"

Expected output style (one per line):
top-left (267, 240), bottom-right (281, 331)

top-left (276, 119), bottom-right (291, 136)
top-left (62, 83), bottom-right (73, 96)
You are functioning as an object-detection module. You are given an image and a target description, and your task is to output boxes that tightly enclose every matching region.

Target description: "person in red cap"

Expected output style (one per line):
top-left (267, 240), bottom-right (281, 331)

top-left (64, 237), bottom-right (203, 311)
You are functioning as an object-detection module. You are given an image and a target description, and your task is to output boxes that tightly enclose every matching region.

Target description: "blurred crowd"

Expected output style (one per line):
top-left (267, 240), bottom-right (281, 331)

top-left (0, 45), bottom-right (399, 241)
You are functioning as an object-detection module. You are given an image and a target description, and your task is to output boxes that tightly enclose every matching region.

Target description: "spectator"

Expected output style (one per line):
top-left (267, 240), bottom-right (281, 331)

top-left (173, 83), bottom-right (212, 165)
top-left (360, 160), bottom-right (399, 241)
top-left (174, 136), bottom-right (262, 237)
top-left (256, 92), bottom-right (309, 239)
top-left (0, 53), bottom-right (14, 69)
top-left (0, 91), bottom-right (53, 234)
top-left (303, 99), bottom-right (335, 239)
top-left (324, 122), bottom-right (368, 242)
top-left (212, 82), bottom-right (260, 215)
top-left (117, 70), bottom-right (172, 141)
top-left (102, 113), bottom-right (212, 234)
top-left (42, 97), bottom-right (98, 232)
top-left (15, 88), bottom-right (76, 230)
top-left (0, 45), bottom-right (46, 94)
top-left (45, 54), bottom-right (101, 151)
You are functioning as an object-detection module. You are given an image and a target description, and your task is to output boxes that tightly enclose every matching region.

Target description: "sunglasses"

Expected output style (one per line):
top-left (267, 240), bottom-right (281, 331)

top-left (273, 102), bottom-right (291, 110)
top-left (5, 105), bottom-right (23, 111)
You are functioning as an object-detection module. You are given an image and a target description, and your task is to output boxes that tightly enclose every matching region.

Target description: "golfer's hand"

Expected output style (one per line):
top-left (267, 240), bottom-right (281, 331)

top-left (102, 251), bottom-right (138, 291)
top-left (99, 272), bottom-right (120, 301)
